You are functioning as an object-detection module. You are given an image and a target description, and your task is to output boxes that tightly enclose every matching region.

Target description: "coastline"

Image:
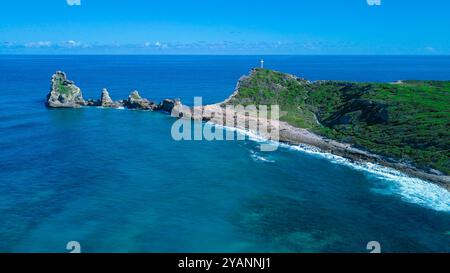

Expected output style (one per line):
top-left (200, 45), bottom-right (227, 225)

top-left (45, 70), bottom-right (450, 191)
top-left (193, 92), bottom-right (450, 192)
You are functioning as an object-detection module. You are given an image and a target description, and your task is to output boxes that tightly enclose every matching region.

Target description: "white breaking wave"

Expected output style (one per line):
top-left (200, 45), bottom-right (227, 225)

top-left (212, 123), bottom-right (269, 143)
top-left (249, 150), bottom-right (275, 163)
top-left (280, 142), bottom-right (450, 213)
top-left (94, 106), bottom-right (126, 110)
top-left (214, 124), bottom-right (450, 213)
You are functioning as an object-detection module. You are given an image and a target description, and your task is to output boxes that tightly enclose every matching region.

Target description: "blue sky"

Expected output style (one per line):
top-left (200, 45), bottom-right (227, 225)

top-left (0, 0), bottom-right (449, 54)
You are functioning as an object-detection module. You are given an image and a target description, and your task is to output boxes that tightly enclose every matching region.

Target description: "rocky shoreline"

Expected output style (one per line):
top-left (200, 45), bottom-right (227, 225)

top-left (191, 102), bottom-right (450, 191)
top-left (46, 71), bottom-right (450, 191)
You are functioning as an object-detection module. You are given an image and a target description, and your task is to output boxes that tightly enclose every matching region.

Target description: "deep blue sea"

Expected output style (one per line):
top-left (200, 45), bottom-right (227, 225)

top-left (0, 55), bottom-right (449, 253)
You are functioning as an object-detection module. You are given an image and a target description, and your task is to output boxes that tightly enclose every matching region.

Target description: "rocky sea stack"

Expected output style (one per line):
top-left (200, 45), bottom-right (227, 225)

top-left (100, 88), bottom-right (115, 107)
top-left (85, 88), bottom-right (124, 108)
top-left (46, 71), bottom-right (85, 108)
top-left (46, 71), bottom-right (182, 114)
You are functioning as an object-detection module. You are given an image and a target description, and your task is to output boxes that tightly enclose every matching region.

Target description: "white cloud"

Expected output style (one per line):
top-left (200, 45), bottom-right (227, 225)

top-left (66, 0), bottom-right (81, 6)
top-left (18, 40), bottom-right (88, 49)
top-left (6, 39), bottom-right (421, 54)
top-left (367, 0), bottom-right (381, 6)
top-left (2, 42), bottom-right (16, 48)
top-left (60, 40), bottom-right (82, 48)
top-left (155, 41), bottom-right (168, 49)
top-left (25, 41), bottom-right (52, 48)
top-left (424, 46), bottom-right (436, 53)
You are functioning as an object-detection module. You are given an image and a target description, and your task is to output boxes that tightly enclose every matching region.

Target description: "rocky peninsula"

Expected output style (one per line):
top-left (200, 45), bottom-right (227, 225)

top-left (198, 69), bottom-right (450, 190)
top-left (46, 70), bottom-right (450, 191)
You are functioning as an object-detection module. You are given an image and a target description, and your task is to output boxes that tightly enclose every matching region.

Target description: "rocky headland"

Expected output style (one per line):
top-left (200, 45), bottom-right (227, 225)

top-left (195, 69), bottom-right (450, 190)
top-left (45, 70), bottom-right (450, 191)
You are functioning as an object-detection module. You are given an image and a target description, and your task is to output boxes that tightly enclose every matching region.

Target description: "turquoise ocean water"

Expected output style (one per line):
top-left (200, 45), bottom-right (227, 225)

top-left (0, 55), bottom-right (449, 252)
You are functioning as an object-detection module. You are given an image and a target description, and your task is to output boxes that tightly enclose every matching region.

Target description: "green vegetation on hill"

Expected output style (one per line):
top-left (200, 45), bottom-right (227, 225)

top-left (56, 77), bottom-right (70, 95)
top-left (226, 68), bottom-right (450, 175)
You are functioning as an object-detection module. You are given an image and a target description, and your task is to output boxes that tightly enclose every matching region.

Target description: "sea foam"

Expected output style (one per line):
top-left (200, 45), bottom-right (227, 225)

top-left (282, 142), bottom-right (450, 213)
top-left (218, 124), bottom-right (450, 213)
top-left (249, 150), bottom-right (275, 163)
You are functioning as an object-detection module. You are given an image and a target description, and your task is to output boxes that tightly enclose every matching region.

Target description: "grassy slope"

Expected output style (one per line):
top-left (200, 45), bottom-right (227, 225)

top-left (227, 69), bottom-right (450, 175)
top-left (55, 76), bottom-right (70, 95)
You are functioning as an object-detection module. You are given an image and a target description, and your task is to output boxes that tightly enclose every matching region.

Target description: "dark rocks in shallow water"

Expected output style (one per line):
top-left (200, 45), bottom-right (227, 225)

top-left (159, 98), bottom-right (177, 112)
top-left (85, 99), bottom-right (101, 106)
top-left (123, 90), bottom-right (158, 110)
top-left (46, 71), bottom-right (85, 108)
top-left (158, 98), bottom-right (184, 117)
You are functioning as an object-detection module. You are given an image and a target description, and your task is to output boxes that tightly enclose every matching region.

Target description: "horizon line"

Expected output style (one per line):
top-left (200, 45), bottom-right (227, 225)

top-left (1, 53), bottom-right (450, 56)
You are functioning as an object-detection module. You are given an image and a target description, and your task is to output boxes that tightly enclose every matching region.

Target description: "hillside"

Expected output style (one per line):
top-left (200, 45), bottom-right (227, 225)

top-left (225, 68), bottom-right (450, 175)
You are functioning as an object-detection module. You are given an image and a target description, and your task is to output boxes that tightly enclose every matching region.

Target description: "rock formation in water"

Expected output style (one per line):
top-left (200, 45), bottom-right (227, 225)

top-left (45, 72), bottom-right (183, 112)
top-left (46, 71), bottom-right (85, 108)
top-left (100, 88), bottom-right (123, 108)
top-left (100, 88), bottom-right (114, 106)
top-left (123, 90), bottom-right (158, 110)
top-left (158, 98), bottom-right (184, 117)
top-left (85, 99), bottom-right (100, 106)
top-left (84, 88), bottom-right (124, 108)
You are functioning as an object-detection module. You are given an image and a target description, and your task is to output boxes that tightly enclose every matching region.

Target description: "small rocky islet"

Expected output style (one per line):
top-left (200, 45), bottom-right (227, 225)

top-left (46, 71), bottom-right (183, 114)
